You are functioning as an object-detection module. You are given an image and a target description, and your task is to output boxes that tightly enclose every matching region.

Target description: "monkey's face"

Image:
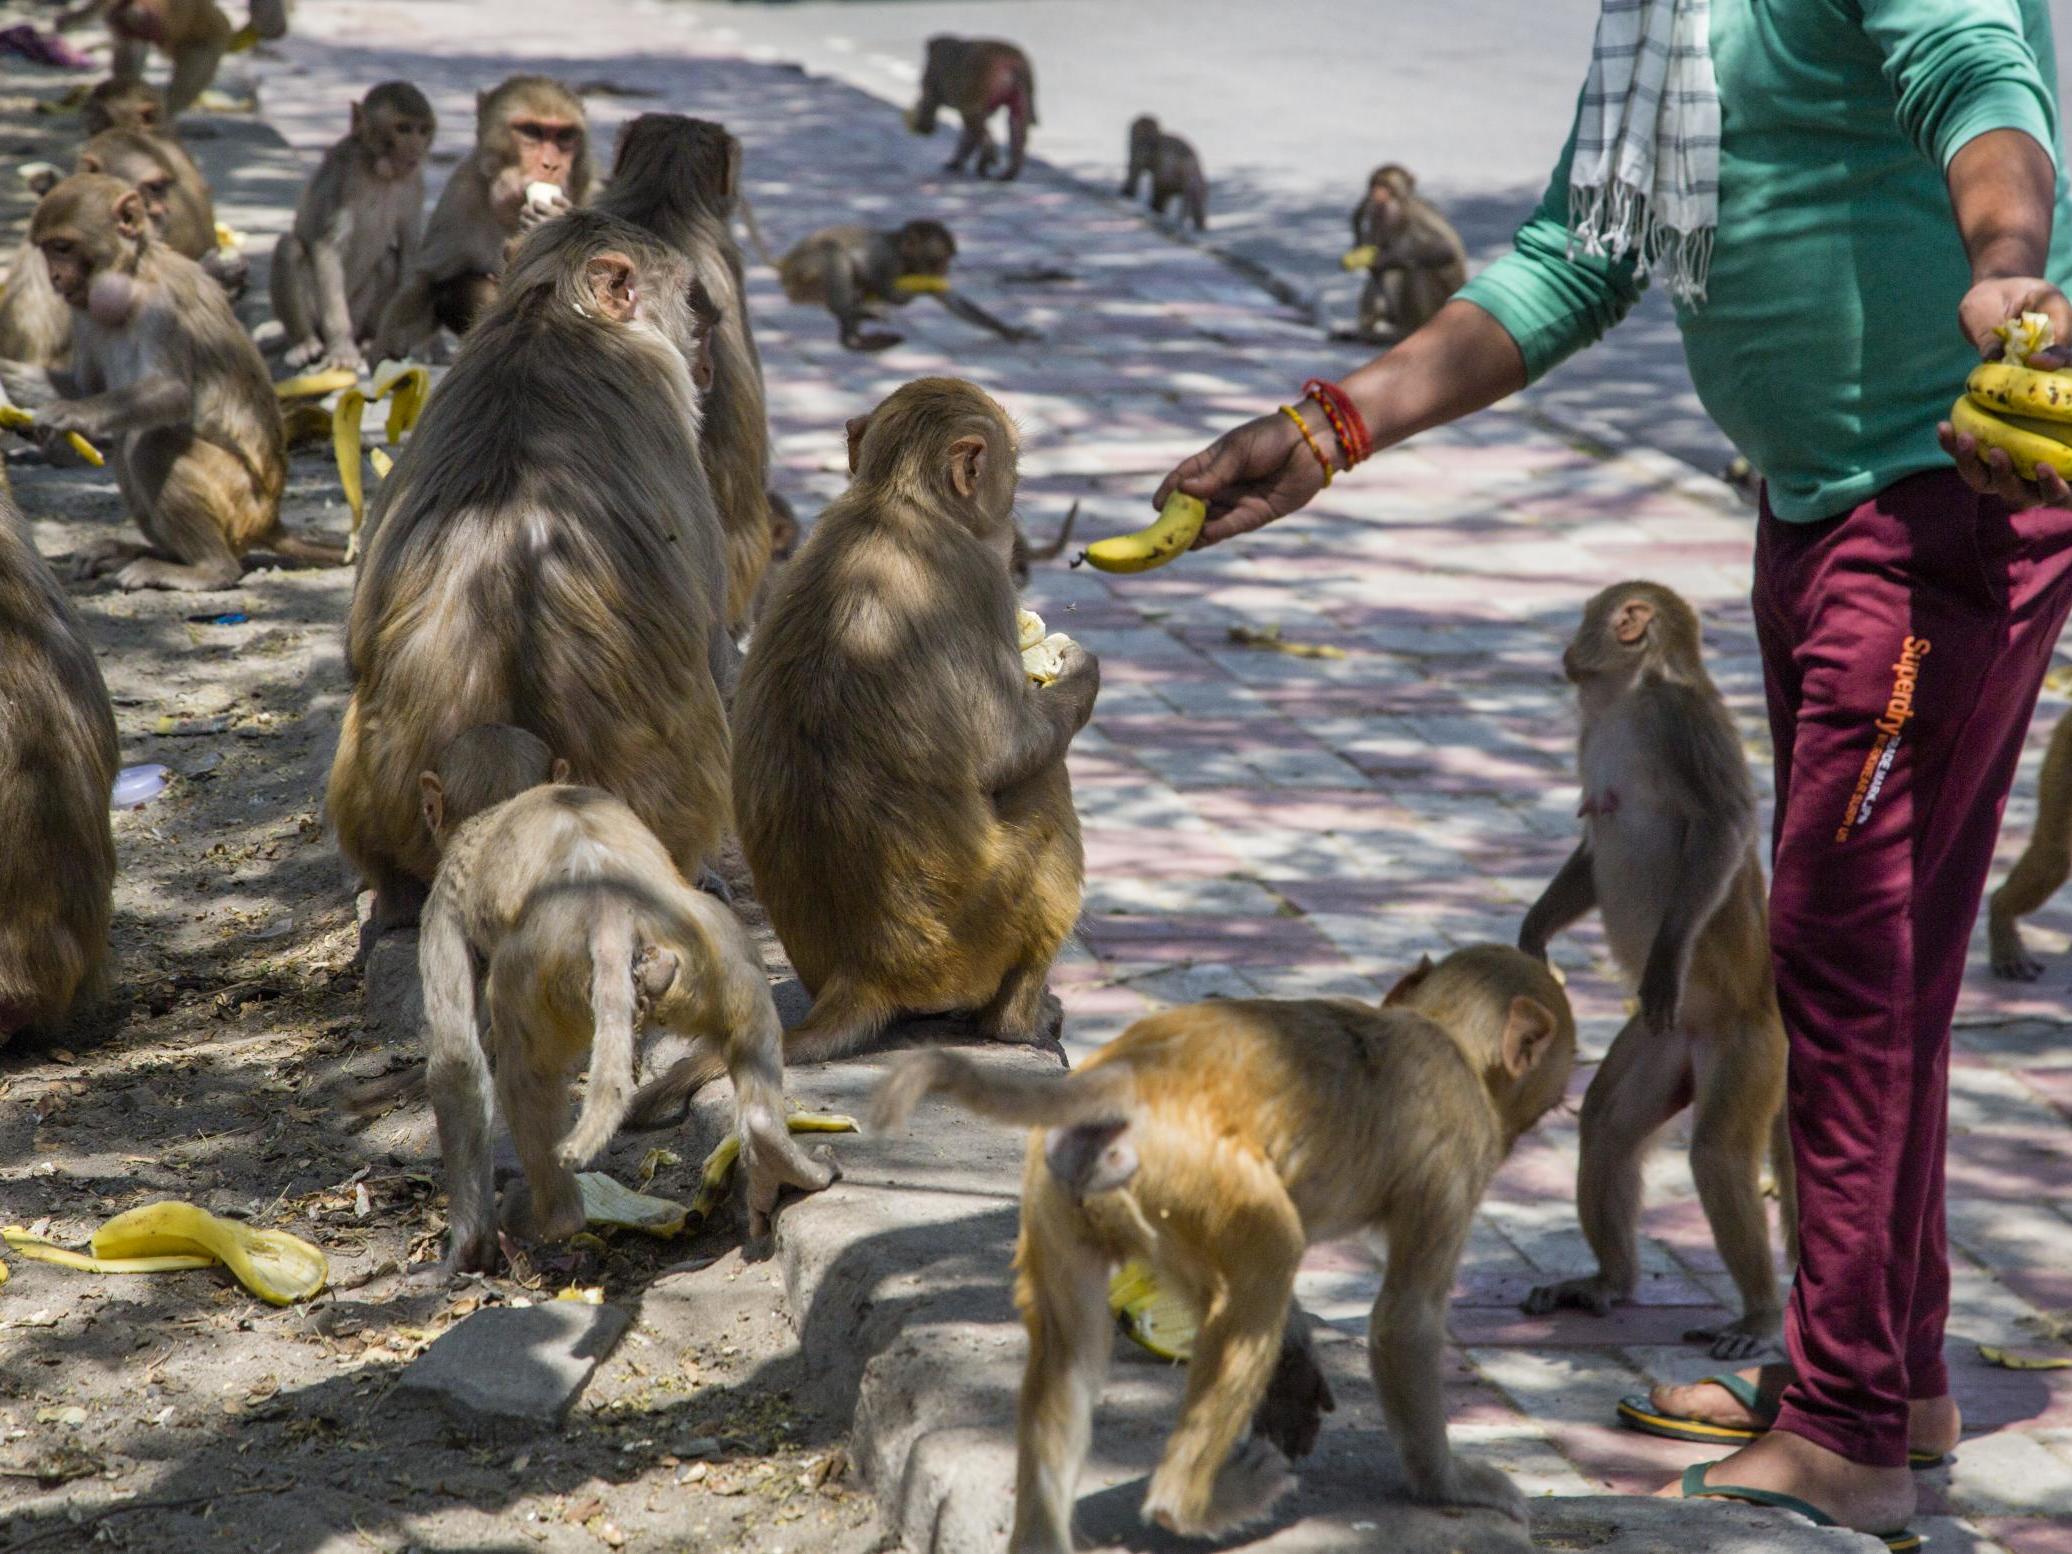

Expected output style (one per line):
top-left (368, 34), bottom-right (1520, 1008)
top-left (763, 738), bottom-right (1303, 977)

top-left (1563, 587), bottom-right (1685, 684)
top-left (372, 110), bottom-right (436, 179)
top-left (131, 170), bottom-right (174, 232)
top-left (509, 114), bottom-right (583, 187)
top-left (896, 221), bottom-right (957, 279)
top-left (37, 233), bottom-right (92, 307)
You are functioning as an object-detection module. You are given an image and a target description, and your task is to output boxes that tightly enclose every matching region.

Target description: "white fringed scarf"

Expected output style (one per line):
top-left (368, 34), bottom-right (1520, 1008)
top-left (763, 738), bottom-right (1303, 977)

top-left (1567, 0), bottom-right (1720, 306)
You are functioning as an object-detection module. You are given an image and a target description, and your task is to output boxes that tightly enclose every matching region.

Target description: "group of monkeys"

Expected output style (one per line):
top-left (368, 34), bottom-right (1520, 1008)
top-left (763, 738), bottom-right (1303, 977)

top-left (0, 23), bottom-right (2054, 1554)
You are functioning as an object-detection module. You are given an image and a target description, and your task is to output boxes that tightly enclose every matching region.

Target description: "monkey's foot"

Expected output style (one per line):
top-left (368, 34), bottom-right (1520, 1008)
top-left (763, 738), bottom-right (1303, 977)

top-left (69, 537), bottom-right (145, 580)
top-left (1687, 1310), bottom-right (1784, 1361)
top-left (1144, 1438), bottom-right (1294, 1538)
top-left (111, 557), bottom-right (244, 592)
top-left (1522, 1274), bottom-right (1625, 1318)
top-left (841, 329), bottom-right (903, 353)
top-left (695, 1112), bottom-right (856, 1225)
top-left (1417, 1457), bottom-right (1528, 1523)
top-left (1988, 922), bottom-right (2045, 981)
top-left (444, 1219), bottom-right (500, 1276)
top-left (500, 1177), bottom-right (585, 1246)
top-left (986, 987), bottom-right (1063, 1047)
top-left (283, 335), bottom-right (327, 369)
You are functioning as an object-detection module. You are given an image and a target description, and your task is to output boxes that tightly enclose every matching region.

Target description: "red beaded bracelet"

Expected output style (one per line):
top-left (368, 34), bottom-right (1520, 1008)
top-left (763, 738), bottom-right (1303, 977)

top-left (1303, 377), bottom-right (1372, 466)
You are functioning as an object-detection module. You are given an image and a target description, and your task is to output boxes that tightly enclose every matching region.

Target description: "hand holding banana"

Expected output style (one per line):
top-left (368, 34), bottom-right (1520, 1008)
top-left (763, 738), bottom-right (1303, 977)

top-left (1943, 309), bottom-right (2072, 505)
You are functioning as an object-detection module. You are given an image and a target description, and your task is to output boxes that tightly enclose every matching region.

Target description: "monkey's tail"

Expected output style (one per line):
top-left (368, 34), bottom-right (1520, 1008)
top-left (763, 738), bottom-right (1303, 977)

top-left (267, 524), bottom-right (349, 566)
top-left (1025, 501), bottom-right (1078, 562)
top-left (870, 1048), bottom-right (1131, 1134)
top-left (555, 897), bottom-right (640, 1170)
top-left (736, 195), bottom-right (782, 271)
top-left (1186, 178), bottom-right (1208, 232)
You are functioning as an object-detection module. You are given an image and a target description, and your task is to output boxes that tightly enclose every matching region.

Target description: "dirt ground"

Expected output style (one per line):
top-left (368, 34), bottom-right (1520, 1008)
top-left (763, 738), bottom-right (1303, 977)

top-left (0, 48), bottom-right (882, 1554)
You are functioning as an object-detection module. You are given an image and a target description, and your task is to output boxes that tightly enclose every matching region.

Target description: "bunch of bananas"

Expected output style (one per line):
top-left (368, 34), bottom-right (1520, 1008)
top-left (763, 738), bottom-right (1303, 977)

top-left (1949, 312), bottom-right (2072, 482)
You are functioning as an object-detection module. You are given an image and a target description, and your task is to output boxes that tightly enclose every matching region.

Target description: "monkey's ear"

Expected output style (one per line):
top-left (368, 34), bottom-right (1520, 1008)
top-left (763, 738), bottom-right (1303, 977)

top-left (585, 251), bottom-right (639, 322)
top-left (550, 758), bottom-right (571, 783)
top-left (947, 434), bottom-right (987, 499)
top-left (1500, 995), bottom-right (1560, 1078)
top-left (21, 162), bottom-right (61, 196)
top-left (418, 771), bottom-right (446, 840)
top-left (77, 151), bottom-right (105, 176)
top-left (1612, 599), bottom-right (1655, 645)
top-left (111, 189), bottom-right (147, 240)
top-left (1381, 954), bottom-right (1435, 1006)
top-left (844, 414), bottom-right (872, 475)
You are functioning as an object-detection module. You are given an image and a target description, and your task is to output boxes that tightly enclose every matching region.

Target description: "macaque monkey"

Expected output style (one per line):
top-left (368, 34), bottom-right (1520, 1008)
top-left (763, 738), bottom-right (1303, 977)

top-left (777, 220), bottom-right (1035, 353)
top-left (907, 36), bottom-right (1038, 181)
top-left (0, 495), bottom-right (118, 1045)
top-left (2, 120), bottom-right (223, 365)
top-left (1517, 581), bottom-right (1794, 1360)
top-left (1351, 164), bottom-right (1467, 340)
top-left (20, 174), bottom-right (340, 591)
top-left (1120, 115), bottom-right (1207, 231)
top-left (418, 725), bottom-right (835, 1271)
top-left (595, 113), bottom-right (774, 630)
top-left (330, 211), bottom-right (731, 942)
top-left (735, 378), bottom-right (1096, 1066)
top-left (61, 0), bottom-right (234, 119)
top-left (374, 75), bottom-right (589, 359)
top-left (1988, 707), bottom-right (2072, 979)
top-left (82, 77), bottom-right (166, 135)
top-left (871, 945), bottom-right (1575, 1550)
top-left (273, 81), bottom-right (435, 374)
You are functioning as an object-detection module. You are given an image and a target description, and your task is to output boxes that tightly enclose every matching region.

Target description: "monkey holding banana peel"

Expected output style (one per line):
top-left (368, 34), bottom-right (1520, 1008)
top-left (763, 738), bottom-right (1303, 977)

top-left (872, 944), bottom-right (1575, 1552)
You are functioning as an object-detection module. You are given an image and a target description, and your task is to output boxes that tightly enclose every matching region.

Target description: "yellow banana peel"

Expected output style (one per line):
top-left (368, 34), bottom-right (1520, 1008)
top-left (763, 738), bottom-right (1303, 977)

top-left (576, 1172), bottom-right (688, 1237)
top-left (332, 387), bottom-right (368, 535)
top-left (1967, 361), bottom-right (2072, 424)
top-left (1108, 1258), bottom-right (1197, 1361)
top-left (276, 367), bottom-right (359, 400)
top-left (893, 273), bottom-right (950, 295)
top-left (1950, 395), bottom-right (2072, 482)
top-left (369, 447), bottom-right (394, 479)
top-left (1341, 245), bottom-right (1378, 272)
top-left (0, 403), bottom-right (103, 465)
top-left (371, 363), bottom-right (431, 442)
top-left (4, 1202), bottom-right (327, 1306)
top-left (689, 1111), bottom-right (859, 1220)
top-left (1077, 492), bottom-right (1207, 574)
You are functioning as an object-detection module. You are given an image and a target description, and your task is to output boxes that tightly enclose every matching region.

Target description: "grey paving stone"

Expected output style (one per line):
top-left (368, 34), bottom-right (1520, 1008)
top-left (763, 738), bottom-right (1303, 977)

top-left (396, 1302), bottom-right (632, 1437)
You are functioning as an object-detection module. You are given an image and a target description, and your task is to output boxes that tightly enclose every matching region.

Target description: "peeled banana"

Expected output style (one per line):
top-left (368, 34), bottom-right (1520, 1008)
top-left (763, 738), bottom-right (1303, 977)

top-left (1341, 244), bottom-right (1378, 272)
top-left (1950, 395), bottom-right (2072, 482)
top-left (1015, 607), bottom-right (1077, 683)
top-left (1076, 492), bottom-right (1207, 574)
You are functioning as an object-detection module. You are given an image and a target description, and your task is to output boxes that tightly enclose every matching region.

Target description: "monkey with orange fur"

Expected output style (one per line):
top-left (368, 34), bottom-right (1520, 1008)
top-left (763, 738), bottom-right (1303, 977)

top-left (1518, 580), bottom-right (1794, 1360)
top-left (59, 0), bottom-right (233, 119)
top-left (417, 725), bottom-right (834, 1272)
top-left (375, 75), bottom-right (588, 357)
top-left (907, 36), bottom-right (1038, 181)
top-left (15, 174), bottom-right (341, 591)
top-left (872, 944), bottom-right (1575, 1550)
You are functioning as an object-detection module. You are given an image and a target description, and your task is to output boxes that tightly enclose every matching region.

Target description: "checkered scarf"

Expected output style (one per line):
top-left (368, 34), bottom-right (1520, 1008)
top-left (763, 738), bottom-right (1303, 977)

top-left (1567, 0), bottom-right (1720, 306)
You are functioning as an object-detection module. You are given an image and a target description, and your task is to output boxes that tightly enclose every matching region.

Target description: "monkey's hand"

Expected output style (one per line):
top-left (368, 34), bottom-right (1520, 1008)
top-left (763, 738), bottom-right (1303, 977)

top-left (37, 398), bottom-right (113, 441)
top-left (517, 190), bottom-right (572, 233)
top-left (1155, 409), bottom-right (1331, 550)
top-left (1637, 945), bottom-right (1683, 1035)
top-left (322, 343), bottom-right (368, 377)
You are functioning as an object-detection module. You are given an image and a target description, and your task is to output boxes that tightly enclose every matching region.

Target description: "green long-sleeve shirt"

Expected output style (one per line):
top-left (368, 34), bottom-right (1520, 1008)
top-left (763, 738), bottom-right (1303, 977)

top-left (1456, 0), bottom-right (2071, 521)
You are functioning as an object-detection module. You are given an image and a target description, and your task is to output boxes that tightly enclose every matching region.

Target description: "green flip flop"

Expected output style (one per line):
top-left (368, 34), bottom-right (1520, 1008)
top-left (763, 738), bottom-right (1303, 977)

top-left (1620, 1377), bottom-right (1947, 1468)
top-left (1679, 1462), bottom-right (1924, 1551)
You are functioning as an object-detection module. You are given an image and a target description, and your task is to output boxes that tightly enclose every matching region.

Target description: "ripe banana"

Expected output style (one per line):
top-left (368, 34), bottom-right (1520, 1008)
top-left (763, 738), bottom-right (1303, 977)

top-left (1950, 395), bottom-right (2072, 482)
top-left (0, 404), bottom-right (101, 465)
top-left (1966, 362), bottom-right (2072, 423)
top-left (1341, 244), bottom-right (1378, 272)
top-left (893, 273), bottom-right (950, 295)
top-left (1076, 492), bottom-right (1207, 574)
top-left (275, 367), bottom-right (359, 400)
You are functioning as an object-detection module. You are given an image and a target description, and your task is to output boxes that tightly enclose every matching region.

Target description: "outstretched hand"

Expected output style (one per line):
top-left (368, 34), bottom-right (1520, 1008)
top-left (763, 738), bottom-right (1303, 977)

top-left (1153, 407), bottom-right (1333, 549)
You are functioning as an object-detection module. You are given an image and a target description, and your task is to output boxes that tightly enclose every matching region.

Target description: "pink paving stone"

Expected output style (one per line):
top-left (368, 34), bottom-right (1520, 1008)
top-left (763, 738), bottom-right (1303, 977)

top-left (1977, 1521), bottom-right (2072, 1554)
top-left (1946, 1131), bottom-right (2072, 1200)
top-left (1079, 827), bottom-right (1247, 880)
top-left (1993, 1262), bottom-right (2072, 1316)
top-left (1449, 1267), bottom-right (1724, 1310)
top-left (1947, 1354), bottom-right (2072, 1433)
top-left (2013, 1067), bottom-right (2072, 1124)
top-left (1079, 913), bottom-right (1344, 970)
top-left (1448, 1304), bottom-right (1732, 1347)
top-left (1182, 788), bottom-right (1422, 833)
top-left (1544, 1420), bottom-right (1710, 1493)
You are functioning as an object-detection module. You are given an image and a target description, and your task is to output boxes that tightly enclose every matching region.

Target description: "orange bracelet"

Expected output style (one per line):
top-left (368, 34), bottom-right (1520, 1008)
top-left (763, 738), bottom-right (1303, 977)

top-left (1307, 393), bottom-right (1357, 467)
top-left (1279, 403), bottom-right (1335, 486)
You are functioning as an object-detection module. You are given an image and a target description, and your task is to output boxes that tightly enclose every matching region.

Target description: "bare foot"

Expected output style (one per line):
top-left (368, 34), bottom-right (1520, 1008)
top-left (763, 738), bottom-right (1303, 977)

top-left (1651, 1366), bottom-right (1961, 1458)
top-left (1658, 1430), bottom-right (1914, 1537)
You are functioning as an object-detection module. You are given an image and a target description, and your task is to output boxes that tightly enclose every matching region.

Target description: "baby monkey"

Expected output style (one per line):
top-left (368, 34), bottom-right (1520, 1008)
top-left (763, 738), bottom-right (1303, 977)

top-left (873, 944), bottom-right (1574, 1552)
top-left (419, 725), bottom-right (837, 1273)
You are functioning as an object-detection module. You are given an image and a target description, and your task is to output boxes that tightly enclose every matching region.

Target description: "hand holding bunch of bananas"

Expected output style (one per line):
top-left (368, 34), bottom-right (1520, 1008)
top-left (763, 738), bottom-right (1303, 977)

top-left (1945, 309), bottom-right (2072, 506)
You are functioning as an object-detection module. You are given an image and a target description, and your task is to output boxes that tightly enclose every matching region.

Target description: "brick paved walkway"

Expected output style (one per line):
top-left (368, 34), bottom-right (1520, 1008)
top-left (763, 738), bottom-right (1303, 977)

top-left (273, 8), bottom-right (2072, 1546)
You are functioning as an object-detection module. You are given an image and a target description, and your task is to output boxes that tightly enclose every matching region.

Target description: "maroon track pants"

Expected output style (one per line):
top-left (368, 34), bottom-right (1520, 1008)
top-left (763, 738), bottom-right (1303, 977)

top-left (1753, 469), bottom-right (2072, 1467)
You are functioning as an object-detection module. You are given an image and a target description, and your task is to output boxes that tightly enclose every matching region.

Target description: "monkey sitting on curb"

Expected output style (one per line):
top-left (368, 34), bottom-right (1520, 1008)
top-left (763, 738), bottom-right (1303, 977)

top-left (418, 724), bottom-right (837, 1274)
top-left (872, 944), bottom-right (1575, 1552)
top-left (1121, 115), bottom-right (1207, 231)
top-left (1517, 580), bottom-right (1795, 1360)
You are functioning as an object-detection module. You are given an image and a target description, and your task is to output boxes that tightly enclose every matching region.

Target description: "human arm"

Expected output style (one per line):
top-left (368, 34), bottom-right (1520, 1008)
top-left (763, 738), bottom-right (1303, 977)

top-left (1156, 94), bottom-right (1644, 548)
